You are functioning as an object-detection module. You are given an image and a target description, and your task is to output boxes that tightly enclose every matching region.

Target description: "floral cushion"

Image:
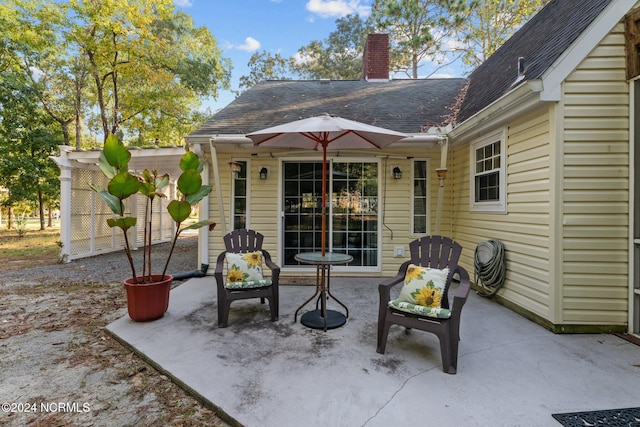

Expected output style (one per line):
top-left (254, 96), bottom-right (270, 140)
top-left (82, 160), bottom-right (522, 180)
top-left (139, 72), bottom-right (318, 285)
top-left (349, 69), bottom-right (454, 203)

top-left (226, 251), bottom-right (264, 283)
top-left (225, 279), bottom-right (272, 290)
top-left (388, 300), bottom-right (452, 318)
top-left (398, 264), bottom-right (449, 308)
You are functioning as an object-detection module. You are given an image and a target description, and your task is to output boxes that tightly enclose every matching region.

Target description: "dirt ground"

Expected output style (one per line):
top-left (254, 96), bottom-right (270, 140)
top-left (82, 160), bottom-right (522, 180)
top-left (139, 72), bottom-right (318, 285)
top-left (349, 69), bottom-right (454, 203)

top-left (0, 234), bottom-right (229, 427)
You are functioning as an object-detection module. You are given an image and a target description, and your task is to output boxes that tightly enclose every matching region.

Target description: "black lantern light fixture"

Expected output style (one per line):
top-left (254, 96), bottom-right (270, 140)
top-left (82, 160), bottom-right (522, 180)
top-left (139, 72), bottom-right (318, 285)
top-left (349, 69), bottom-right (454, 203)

top-left (392, 166), bottom-right (402, 179)
top-left (259, 166), bottom-right (269, 180)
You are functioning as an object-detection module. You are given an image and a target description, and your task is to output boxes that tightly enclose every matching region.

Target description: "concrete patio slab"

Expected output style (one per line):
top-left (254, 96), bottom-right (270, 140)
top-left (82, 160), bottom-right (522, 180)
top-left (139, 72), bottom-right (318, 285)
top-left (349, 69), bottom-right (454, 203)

top-left (107, 277), bottom-right (640, 427)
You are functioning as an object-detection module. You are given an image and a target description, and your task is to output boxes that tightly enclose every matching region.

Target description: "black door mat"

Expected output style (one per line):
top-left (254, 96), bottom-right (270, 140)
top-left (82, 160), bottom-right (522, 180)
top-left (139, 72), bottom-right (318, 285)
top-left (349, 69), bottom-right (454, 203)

top-left (552, 407), bottom-right (640, 426)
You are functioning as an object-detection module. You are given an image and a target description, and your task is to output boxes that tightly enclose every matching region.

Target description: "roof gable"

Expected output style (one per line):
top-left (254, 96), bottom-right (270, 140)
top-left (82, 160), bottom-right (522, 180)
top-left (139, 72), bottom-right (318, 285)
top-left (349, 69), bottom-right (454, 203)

top-left (189, 79), bottom-right (466, 137)
top-left (457, 0), bottom-right (612, 123)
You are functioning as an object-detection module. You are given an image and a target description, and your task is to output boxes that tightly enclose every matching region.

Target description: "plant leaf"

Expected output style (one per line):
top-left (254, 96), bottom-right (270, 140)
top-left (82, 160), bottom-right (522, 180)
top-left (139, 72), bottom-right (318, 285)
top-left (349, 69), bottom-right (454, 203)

top-left (103, 134), bottom-right (130, 170)
top-left (155, 174), bottom-right (170, 190)
top-left (95, 190), bottom-right (124, 216)
top-left (180, 151), bottom-right (200, 171)
top-left (138, 181), bottom-right (155, 197)
top-left (177, 220), bottom-right (211, 235)
top-left (142, 169), bottom-right (153, 183)
top-left (108, 172), bottom-right (141, 200)
top-left (185, 185), bottom-right (212, 205)
top-left (97, 151), bottom-right (118, 179)
top-left (177, 169), bottom-right (202, 196)
top-left (167, 199), bottom-right (192, 223)
top-left (107, 216), bottom-right (137, 230)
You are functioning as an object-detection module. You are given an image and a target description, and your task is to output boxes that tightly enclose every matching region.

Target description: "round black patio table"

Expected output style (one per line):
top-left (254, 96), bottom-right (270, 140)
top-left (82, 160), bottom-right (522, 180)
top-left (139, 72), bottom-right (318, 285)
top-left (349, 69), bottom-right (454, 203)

top-left (293, 252), bottom-right (353, 331)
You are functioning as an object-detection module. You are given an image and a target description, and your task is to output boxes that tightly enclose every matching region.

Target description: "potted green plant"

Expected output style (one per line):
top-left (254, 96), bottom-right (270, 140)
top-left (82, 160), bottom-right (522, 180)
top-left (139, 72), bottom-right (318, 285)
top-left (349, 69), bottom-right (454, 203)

top-left (91, 133), bottom-right (213, 321)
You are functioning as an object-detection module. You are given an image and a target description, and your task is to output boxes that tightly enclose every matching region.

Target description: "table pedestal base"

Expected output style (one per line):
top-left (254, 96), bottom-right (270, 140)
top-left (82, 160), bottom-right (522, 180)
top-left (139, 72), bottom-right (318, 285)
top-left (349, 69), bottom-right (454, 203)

top-left (294, 252), bottom-right (353, 331)
top-left (300, 309), bottom-right (346, 330)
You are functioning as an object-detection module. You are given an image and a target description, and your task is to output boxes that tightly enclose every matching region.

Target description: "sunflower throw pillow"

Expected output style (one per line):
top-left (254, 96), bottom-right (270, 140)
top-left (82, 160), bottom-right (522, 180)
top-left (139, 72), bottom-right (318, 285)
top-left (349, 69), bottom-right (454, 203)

top-left (397, 264), bottom-right (449, 308)
top-left (226, 251), bottom-right (264, 283)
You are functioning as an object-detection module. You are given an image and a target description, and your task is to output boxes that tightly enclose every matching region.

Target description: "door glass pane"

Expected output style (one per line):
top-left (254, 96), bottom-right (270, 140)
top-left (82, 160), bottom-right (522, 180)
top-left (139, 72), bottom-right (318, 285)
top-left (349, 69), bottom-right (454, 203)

top-left (334, 162), bottom-right (378, 267)
top-left (283, 162), bottom-right (325, 265)
top-left (283, 160), bottom-right (378, 267)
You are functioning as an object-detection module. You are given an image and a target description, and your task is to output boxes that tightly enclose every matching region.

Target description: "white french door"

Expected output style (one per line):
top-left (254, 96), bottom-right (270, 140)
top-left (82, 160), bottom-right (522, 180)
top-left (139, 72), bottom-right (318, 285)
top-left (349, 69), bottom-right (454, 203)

top-left (282, 160), bottom-right (379, 269)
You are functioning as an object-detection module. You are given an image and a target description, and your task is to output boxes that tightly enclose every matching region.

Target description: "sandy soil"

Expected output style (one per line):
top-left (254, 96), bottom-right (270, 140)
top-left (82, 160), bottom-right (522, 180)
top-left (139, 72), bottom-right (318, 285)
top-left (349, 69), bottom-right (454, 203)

top-left (0, 235), bottom-right (228, 427)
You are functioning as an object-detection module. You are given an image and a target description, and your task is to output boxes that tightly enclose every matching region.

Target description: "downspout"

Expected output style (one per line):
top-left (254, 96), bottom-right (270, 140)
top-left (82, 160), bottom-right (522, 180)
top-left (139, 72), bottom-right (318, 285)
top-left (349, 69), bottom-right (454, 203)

top-left (171, 264), bottom-right (209, 281)
top-left (209, 137), bottom-right (228, 235)
top-left (435, 136), bottom-right (448, 234)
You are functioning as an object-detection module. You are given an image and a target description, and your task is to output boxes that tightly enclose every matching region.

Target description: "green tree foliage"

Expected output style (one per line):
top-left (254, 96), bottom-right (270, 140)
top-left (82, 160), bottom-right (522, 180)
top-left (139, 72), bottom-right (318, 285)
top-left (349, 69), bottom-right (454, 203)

top-left (0, 68), bottom-right (62, 230)
top-left (239, 14), bottom-right (374, 92)
top-left (292, 14), bottom-right (375, 80)
top-left (241, 0), bottom-right (548, 85)
top-left (66, 0), bottom-right (231, 144)
top-left (4, 0), bottom-right (231, 146)
top-left (0, 0), bottom-right (231, 227)
top-left (5, 0), bottom-right (81, 146)
top-left (458, 0), bottom-right (550, 69)
top-left (237, 51), bottom-right (294, 95)
top-left (371, 0), bottom-right (468, 78)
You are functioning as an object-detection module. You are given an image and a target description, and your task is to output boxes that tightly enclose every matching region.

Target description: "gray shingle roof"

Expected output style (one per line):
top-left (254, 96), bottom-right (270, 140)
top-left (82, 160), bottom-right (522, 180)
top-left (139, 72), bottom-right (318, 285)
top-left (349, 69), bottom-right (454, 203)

top-left (457, 0), bottom-right (611, 123)
top-left (191, 0), bottom-right (614, 137)
top-left (190, 78), bottom-right (467, 137)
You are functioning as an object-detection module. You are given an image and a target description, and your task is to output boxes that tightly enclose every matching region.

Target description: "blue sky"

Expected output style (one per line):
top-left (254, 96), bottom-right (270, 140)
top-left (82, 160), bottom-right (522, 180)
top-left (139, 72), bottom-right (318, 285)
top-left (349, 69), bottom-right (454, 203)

top-left (173, 0), bottom-right (464, 112)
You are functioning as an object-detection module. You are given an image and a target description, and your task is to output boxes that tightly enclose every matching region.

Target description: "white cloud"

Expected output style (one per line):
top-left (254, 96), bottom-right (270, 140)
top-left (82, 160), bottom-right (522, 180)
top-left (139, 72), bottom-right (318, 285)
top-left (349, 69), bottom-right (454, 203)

top-left (234, 37), bottom-right (261, 52)
top-left (292, 51), bottom-right (311, 66)
top-left (173, 0), bottom-right (192, 7)
top-left (427, 72), bottom-right (457, 79)
top-left (305, 0), bottom-right (370, 18)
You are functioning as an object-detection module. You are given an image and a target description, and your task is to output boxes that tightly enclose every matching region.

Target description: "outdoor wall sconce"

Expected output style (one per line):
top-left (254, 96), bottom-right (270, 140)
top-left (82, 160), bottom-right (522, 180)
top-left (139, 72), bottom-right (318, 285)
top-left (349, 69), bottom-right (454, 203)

top-left (229, 161), bottom-right (242, 178)
top-left (436, 167), bottom-right (447, 187)
top-left (392, 166), bottom-right (402, 179)
top-left (259, 166), bottom-right (269, 180)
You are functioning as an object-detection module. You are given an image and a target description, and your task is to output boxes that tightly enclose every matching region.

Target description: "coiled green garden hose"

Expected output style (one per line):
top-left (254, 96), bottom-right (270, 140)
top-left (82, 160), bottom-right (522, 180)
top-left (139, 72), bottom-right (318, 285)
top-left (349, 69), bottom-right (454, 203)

top-left (474, 240), bottom-right (506, 297)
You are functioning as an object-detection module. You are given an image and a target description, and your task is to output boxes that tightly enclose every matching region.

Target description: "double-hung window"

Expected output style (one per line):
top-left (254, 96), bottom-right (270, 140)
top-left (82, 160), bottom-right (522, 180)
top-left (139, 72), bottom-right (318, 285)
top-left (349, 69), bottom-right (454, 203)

top-left (470, 129), bottom-right (506, 213)
top-left (412, 160), bottom-right (429, 234)
top-left (231, 160), bottom-right (248, 229)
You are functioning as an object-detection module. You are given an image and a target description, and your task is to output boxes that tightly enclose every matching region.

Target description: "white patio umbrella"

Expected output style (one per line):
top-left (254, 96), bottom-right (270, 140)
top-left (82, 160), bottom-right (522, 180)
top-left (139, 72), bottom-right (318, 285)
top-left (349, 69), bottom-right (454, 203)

top-left (247, 114), bottom-right (407, 256)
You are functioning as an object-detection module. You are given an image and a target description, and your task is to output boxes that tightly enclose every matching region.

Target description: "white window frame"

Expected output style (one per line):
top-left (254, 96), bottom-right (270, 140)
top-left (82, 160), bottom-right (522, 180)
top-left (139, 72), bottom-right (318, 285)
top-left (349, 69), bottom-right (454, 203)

top-left (411, 158), bottom-right (430, 235)
top-left (230, 158), bottom-right (250, 229)
top-left (470, 128), bottom-right (507, 213)
top-left (280, 156), bottom-right (381, 273)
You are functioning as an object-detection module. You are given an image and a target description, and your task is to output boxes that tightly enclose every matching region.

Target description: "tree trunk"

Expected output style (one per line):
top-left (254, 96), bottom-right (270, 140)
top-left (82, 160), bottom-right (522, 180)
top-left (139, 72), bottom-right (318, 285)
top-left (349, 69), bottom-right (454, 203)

top-left (38, 188), bottom-right (45, 231)
top-left (47, 202), bottom-right (53, 228)
top-left (75, 71), bottom-right (83, 149)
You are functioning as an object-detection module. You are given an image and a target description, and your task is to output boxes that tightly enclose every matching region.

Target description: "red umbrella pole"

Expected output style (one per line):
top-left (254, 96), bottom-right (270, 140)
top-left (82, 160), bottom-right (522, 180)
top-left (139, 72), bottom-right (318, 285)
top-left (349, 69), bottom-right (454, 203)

top-left (321, 142), bottom-right (327, 256)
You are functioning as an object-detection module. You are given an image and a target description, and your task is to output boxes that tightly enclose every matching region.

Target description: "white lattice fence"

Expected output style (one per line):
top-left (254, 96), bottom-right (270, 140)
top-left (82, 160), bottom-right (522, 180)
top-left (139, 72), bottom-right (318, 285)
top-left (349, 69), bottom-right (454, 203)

top-left (68, 167), bottom-right (175, 260)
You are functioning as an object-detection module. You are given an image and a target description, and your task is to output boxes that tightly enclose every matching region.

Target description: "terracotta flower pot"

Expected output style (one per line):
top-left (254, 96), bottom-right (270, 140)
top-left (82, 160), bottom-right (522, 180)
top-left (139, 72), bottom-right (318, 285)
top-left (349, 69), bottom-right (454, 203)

top-left (123, 274), bottom-right (173, 322)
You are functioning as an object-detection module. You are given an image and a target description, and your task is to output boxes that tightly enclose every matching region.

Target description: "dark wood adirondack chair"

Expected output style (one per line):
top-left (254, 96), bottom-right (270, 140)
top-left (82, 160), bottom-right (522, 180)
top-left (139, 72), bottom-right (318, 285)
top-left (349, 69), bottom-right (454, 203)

top-left (214, 229), bottom-right (280, 327)
top-left (377, 235), bottom-right (471, 374)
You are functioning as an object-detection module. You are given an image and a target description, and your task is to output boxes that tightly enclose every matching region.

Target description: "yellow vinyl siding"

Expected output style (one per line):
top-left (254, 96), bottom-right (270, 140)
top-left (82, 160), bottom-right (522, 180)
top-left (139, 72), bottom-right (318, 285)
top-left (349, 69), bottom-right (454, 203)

top-left (379, 151), bottom-right (443, 276)
top-left (380, 169), bottom-right (412, 276)
top-left (207, 149), bottom-right (444, 277)
top-left (561, 23), bottom-right (629, 325)
top-left (248, 159), bottom-right (279, 260)
top-left (206, 155), bottom-right (281, 264)
top-left (451, 106), bottom-right (553, 320)
top-left (206, 152), bottom-right (233, 262)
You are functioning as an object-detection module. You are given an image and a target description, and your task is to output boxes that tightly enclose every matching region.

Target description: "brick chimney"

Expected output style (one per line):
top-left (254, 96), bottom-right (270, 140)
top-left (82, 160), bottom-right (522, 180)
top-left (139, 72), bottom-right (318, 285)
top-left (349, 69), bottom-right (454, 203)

top-left (362, 34), bottom-right (389, 81)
